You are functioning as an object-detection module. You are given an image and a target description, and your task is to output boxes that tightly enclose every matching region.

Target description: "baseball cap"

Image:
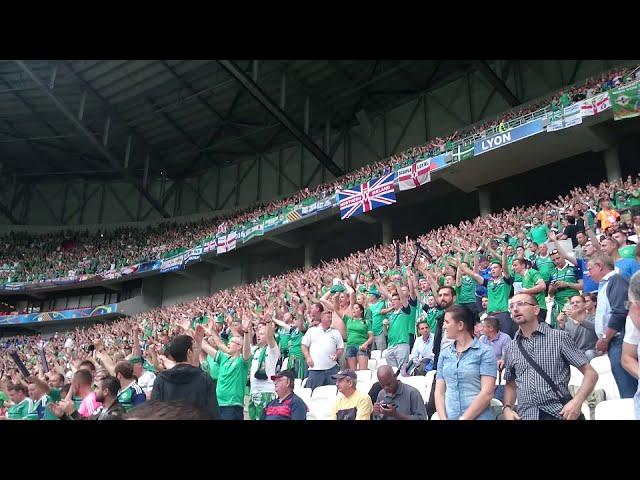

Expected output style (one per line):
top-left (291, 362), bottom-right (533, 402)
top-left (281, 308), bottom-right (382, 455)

top-left (271, 369), bottom-right (295, 382)
top-left (331, 369), bottom-right (357, 380)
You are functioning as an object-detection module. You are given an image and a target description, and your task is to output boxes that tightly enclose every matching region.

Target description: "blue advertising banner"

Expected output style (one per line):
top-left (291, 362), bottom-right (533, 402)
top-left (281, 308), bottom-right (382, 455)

top-left (473, 119), bottom-right (544, 156)
top-left (0, 304), bottom-right (118, 325)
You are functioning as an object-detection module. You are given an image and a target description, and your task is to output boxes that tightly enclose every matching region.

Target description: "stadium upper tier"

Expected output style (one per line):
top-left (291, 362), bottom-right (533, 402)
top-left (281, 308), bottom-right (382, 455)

top-left (0, 65), bottom-right (637, 289)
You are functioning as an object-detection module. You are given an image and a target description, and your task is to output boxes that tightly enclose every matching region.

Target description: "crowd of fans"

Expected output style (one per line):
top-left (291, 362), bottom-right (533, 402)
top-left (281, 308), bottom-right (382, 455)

top-left (1, 64), bottom-right (637, 288)
top-left (2, 172), bottom-right (640, 420)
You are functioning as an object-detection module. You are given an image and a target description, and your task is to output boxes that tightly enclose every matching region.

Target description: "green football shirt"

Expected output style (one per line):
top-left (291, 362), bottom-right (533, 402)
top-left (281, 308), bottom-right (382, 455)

top-left (522, 268), bottom-right (546, 309)
top-left (387, 308), bottom-right (412, 347)
top-left (367, 300), bottom-right (386, 336)
top-left (345, 316), bottom-right (372, 347)
top-left (215, 351), bottom-right (251, 407)
top-left (484, 276), bottom-right (513, 313)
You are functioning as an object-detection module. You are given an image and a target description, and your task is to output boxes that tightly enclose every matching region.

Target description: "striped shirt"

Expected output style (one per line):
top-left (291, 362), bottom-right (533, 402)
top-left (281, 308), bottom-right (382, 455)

top-left (117, 381), bottom-right (146, 413)
top-left (504, 322), bottom-right (588, 420)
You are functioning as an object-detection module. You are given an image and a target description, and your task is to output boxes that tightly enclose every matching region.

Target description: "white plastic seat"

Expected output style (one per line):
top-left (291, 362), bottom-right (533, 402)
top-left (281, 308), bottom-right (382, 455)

top-left (357, 380), bottom-right (375, 394)
top-left (294, 378), bottom-right (303, 390)
top-left (368, 358), bottom-right (378, 371)
top-left (430, 412), bottom-right (440, 420)
top-left (377, 358), bottom-right (388, 367)
top-left (590, 355), bottom-right (612, 375)
top-left (294, 387), bottom-right (312, 406)
top-left (307, 397), bottom-right (334, 420)
top-left (490, 398), bottom-right (503, 407)
top-left (311, 384), bottom-right (337, 400)
top-left (424, 370), bottom-right (436, 394)
top-left (301, 377), bottom-right (308, 388)
top-left (594, 372), bottom-right (621, 400)
top-left (581, 402), bottom-right (591, 420)
top-left (281, 357), bottom-right (289, 370)
top-left (355, 370), bottom-right (372, 382)
top-left (370, 350), bottom-right (382, 361)
top-left (400, 376), bottom-right (428, 403)
top-left (594, 399), bottom-right (635, 420)
top-left (391, 366), bottom-right (398, 374)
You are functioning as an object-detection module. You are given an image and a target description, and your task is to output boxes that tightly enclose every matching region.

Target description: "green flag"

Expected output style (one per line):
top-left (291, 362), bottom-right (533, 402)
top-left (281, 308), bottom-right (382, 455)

top-left (609, 81), bottom-right (640, 121)
top-left (452, 143), bottom-right (474, 162)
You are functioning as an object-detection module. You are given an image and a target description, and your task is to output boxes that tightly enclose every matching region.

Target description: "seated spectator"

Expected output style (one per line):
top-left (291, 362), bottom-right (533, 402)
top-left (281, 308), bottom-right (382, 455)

top-left (330, 369), bottom-right (373, 420)
top-left (373, 365), bottom-right (427, 420)
top-left (404, 321), bottom-right (434, 376)
top-left (479, 316), bottom-right (512, 365)
top-left (262, 369), bottom-right (308, 420)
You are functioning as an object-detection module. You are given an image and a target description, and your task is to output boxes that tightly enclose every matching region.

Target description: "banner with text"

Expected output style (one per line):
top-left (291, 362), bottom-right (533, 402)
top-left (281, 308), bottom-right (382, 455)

top-left (473, 119), bottom-right (544, 156)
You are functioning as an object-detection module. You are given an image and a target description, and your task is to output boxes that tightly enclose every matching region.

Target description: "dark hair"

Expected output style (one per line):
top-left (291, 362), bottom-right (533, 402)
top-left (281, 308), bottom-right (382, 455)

top-left (74, 369), bottom-right (93, 387)
top-left (445, 305), bottom-right (474, 335)
top-left (166, 334), bottom-right (193, 363)
top-left (512, 257), bottom-right (528, 268)
top-left (483, 316), bottom-right (500, 332)
top-left (7, 383), bottom-right (28, 395)
top-left (124, 400), bottom-right (215, 420)
top-left (79, 360), bottom-right (96, 372)
top-left (586, 292), bottom-right (598, 304)
top-left (566, 215), bottom-right (576, 225)
top-left (353, 302), bottom-right (365, 318)
top-left (313, 302), bottom-right (324, 313)
top-left (100, 376), bottom-right (121, 397)
top-left (437, 285), bottom-right (456, 297)
top-left (114, 361), bottom-right (134, 380)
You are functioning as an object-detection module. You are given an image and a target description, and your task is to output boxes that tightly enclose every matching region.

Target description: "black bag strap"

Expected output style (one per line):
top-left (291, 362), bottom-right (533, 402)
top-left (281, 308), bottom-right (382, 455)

top-left (516, 337), bottom-right (567, 402)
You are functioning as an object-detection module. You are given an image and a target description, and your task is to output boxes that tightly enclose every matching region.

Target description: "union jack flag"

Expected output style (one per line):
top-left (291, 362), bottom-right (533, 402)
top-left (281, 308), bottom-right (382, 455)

top-left (337, 172), bottom-right (396, 220)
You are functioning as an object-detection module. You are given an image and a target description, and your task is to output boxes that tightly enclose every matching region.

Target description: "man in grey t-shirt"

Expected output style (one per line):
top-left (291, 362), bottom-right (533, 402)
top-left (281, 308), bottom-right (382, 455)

top-left (557, 295), bottom-right (598, 360)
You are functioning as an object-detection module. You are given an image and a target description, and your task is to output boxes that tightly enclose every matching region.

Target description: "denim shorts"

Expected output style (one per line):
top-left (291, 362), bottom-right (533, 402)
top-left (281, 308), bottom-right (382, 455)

top-left (345, 345), bottom-right (370, 359)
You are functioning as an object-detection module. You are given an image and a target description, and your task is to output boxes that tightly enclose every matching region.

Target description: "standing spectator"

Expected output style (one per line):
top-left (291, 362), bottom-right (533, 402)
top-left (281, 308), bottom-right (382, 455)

top-left (330, 369), bottom-right (373, 420)
top-left (373, 365), bottom-right (427, 420)
top-left (556, 295), bottom-right (598, 361)
top-left (262, 369), bottom-right (308, 420)
top-left (534, 243), bottom-right (555, 286)
top-left (548, 249), bottom-right (582, 329)
top-left (200, 316), bottom-right (252, 420)
top-left (366, 286), bottom-right (387, 351)
top-left (114, 361), bottom-right (147, 413)
top-left (588, 253), bottom-right (638, 398)
top-left (601, 237), bottom-right (640, 281)
top-left (596, 198), bottom-right (620, 233)
top-left (502, 293), bottom-right (598, 420)
top-left (151, 331), bottom-right (219, 419)
top-left (90, 376), bottom-right (125, 420)
top-left (435, 305), bottom-right (497, 420)
top-left (511, 258), bottom-right (547, 322)
top-left (248, 320), bottom-right (280, 421)
top-left (461, 250), bottom-right (515, 337)
top-left (2, 383), bottom-right (31, 420)
top-left (622, 271), bottom-right (640, 418)
top-left (381, 291), bottom-right (412, 369)
top-left (301, 310), bottom-right (344, 390)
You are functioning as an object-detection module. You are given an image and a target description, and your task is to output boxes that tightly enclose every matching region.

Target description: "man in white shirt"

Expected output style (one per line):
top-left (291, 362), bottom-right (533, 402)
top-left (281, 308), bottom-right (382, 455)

top-left (404, 321), bottom-right (434, 376)
top-left (301, 310), bottom-right (344, 390)
top-left (249, 320), bottom-right (280, 420)
top-left (623, 271), bottom-right (640, 419)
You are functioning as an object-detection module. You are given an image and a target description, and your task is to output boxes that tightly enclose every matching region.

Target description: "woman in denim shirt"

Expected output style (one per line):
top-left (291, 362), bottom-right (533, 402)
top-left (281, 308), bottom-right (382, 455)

top-left (435, 305), bottom-right (497, 420)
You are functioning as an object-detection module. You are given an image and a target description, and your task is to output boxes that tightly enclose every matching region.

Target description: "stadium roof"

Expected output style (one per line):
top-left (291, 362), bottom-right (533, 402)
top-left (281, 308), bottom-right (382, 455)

top-left (0, 60), bottom-right (492, 184)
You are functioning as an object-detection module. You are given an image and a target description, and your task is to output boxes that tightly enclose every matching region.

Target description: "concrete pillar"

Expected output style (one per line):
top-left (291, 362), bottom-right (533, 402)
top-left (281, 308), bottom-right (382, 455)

top-left (604, 147), bottom-right (621, 182)
top-left (304, 241), bottom-right (315, 270)
top-left (240, 256), bottom-right (251, 284)
top-left (381, 216), bottom-right (393, 246)
top-left (478, 188), bottom-right (491, 217)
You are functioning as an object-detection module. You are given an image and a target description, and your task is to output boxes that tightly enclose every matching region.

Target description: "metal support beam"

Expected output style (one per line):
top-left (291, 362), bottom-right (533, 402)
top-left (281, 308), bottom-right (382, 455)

top-left (78, 90), bottom-right (87, 120)
top-left (217, 60), bottom-right (344, 178)
top-left (102, 116), bottom-right (111, 147)
top-left (15, 61), bottom-right (171, 218)
top-left (124, 135), bottom-right (132, 168)
top-left (280, 73), bottom-right (286, 110)
top-left (474, 61), bottom-right (520, 107)
top-left (219, 159), bottom-right (257, 210)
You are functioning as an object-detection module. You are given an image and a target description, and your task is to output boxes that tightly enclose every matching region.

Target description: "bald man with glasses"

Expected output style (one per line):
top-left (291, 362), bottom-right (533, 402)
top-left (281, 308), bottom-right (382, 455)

top-left (502, 293), bottom-right (598, 420)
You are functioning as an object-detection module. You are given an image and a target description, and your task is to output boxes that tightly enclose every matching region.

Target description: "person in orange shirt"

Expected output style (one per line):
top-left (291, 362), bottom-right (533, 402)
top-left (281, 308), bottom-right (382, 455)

top-left (596, 197), bottom-right (620, 233)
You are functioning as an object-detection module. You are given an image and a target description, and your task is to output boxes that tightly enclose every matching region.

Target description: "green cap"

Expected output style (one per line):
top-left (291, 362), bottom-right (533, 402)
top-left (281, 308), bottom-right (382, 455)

top-left (330, 284), bottom-right (346, 293)
top-left (367, 285), bottom-right (381, 298)
top-left (215, 314), bottom-right (225, 324)
top-left (129, 356), bottom-right (144, 365)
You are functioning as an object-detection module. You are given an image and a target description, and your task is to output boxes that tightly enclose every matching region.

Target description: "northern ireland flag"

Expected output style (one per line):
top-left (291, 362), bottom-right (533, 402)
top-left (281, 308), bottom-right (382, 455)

top-left (397, 158), bottom-right (432, 191)
top-left (337, 172), bottom-right (396, 220)
top-left (217, 231), bottom-right (237, 254)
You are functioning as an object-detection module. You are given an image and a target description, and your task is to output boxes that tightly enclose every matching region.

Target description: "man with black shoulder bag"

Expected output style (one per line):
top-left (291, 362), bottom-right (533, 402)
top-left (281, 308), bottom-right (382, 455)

top-left (502, 293), bottom-right (598, 420)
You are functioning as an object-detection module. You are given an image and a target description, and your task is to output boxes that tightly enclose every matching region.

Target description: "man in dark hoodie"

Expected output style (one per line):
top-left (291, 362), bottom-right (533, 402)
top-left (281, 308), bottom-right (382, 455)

top-left (150, 333), bottom-right (219, 419)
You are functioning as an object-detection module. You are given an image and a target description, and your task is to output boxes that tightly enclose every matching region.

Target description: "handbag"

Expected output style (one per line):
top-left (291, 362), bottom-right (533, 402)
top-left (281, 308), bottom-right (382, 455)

top-left (516, 339), bottom-right (585, 420)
